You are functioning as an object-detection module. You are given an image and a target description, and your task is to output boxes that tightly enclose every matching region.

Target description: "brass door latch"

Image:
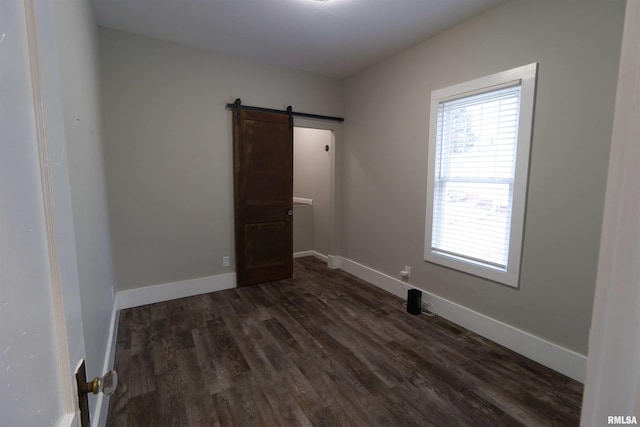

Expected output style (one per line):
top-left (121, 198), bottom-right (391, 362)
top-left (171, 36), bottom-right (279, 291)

top-left (79, 369), bottom-right (118, 396)
top-left (76, 361), bottom-right (119, 427)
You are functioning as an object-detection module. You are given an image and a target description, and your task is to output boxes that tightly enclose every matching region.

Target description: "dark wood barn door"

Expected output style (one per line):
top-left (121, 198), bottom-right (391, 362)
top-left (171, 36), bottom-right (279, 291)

top-left (233, 109), bottom-right (293, 286)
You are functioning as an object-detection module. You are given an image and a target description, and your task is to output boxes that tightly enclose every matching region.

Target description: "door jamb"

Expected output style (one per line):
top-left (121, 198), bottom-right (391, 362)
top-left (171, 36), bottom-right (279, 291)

top-left (24, 0), bottom-right (84, 421)
top-left (293, 118), bottom-right (342, 263)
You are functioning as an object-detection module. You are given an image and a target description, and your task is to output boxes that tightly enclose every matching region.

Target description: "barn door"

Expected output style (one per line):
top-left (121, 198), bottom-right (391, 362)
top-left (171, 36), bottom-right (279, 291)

top-left (233, 109), bottom-right (293, 286)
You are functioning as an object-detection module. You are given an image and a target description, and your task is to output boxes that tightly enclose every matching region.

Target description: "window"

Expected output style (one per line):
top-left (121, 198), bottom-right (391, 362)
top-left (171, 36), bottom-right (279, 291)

top-left (424, 63), bottom-right (537, 287)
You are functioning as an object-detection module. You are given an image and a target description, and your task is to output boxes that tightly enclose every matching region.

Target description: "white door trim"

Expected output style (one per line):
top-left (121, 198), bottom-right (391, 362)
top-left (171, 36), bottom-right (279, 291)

top-left (293, 118), bottom-right (342, 262)
top-left (24, 0), bottom-right (76, 420)
top-left (581, 1), bottom-right (640, 423)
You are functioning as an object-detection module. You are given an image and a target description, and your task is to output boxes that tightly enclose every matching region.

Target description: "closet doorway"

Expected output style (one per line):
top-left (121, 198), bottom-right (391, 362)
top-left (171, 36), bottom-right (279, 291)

top-left (293, 127), bottom-right (334, 260)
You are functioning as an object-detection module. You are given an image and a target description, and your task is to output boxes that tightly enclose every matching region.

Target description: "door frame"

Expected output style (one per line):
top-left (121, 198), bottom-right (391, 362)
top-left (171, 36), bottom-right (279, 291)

top-left (580, 0), bottom-right (640, 422)
top-left (293, 118), bottom-right (342, 264)
top-left (25, 0), bottom-right (86, 424)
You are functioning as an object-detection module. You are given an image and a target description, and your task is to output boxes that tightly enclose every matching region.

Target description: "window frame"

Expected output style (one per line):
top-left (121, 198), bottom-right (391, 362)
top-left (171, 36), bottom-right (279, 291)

top-left (424, 63), bottom-right (538, 288)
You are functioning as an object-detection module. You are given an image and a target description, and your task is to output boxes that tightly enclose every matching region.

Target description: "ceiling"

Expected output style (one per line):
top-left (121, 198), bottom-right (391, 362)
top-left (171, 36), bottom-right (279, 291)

top-left (92, 0), bottom-right (509, 79)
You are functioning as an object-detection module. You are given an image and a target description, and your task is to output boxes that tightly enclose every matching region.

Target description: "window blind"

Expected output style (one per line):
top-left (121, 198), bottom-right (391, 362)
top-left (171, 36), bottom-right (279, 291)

top-left (432, 85), bottom-right (522, 269)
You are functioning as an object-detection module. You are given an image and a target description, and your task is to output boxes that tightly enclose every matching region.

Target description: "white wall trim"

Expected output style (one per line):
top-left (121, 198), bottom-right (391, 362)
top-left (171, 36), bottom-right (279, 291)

top-left (294, 251), bottom-right (328, 262)
top-left (312, 251), bottom-right (328, 262)
top-left (24, 0), bottom-right (76, 417)
top-left (293, 196), bottom-right (313, 205)
top-left (581, 0), bottom-right (640, 421)
top-left (116, 251), bottom-right (329, 310)
top-left (117, 273), bottom-right (236, 310)
top-left (93, 301), bottom-right (119, 427)
top-left (334, 256), bottom-right (587, 383)
top-left (294, 250), bottom-right (314, 259)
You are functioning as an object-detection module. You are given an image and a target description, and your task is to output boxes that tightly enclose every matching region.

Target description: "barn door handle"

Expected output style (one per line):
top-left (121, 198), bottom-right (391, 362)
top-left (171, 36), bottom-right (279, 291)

top-left (286, 209), bottom-right (293, 221)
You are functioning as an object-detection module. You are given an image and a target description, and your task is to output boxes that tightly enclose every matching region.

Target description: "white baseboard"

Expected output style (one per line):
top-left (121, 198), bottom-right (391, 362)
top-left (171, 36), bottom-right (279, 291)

top-left (312, 251), bottom-right (328, 262)
top-left (294, 251), bottom-right (328, 262)
top-left (294, 250), bottom-right (314, 258)
top-left (117, 273), bottom-right (236, 310)
top-left (334, 256), bottom-right (587, 383)
top-left (93, 300), bottom-right (119, 427)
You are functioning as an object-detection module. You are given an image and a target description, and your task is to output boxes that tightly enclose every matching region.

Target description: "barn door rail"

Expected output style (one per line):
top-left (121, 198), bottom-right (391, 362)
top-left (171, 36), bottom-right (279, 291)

top-left (226, 98), bottom-right (344, 125)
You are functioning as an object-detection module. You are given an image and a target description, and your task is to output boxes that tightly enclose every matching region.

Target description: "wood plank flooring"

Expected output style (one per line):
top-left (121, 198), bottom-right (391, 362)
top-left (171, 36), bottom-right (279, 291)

top-left (106, 256), bottom-right (583, 426)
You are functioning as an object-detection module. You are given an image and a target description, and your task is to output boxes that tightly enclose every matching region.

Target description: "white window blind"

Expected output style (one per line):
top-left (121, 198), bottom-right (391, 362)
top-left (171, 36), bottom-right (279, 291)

top-left (432, 85), bottom-right (521, 269)
top-left (424, 63), bottom-right (537, 287)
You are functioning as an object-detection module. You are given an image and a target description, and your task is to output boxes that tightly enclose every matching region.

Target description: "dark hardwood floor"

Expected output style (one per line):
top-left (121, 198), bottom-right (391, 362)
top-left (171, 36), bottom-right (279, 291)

top-left (106, 256), bottom-right (583, 426)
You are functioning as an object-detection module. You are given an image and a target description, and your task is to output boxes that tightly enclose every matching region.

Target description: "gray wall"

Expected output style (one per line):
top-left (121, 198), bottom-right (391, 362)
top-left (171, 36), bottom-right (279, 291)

top-left (53, 0), bottom-right (116, 416)
top-left (293, 205), bottom-right (313, 253)
top-left (294, 127), bottom-right (333, 256)
top-left (100, 28), bottom-right (343, 291)
top-left (341, 0), bottom-right (625, 355)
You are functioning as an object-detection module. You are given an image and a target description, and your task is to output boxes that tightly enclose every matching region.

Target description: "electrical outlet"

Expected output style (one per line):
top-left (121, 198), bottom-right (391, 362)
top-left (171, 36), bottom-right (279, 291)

top-left (223, 256), bottom-right (229, 267)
